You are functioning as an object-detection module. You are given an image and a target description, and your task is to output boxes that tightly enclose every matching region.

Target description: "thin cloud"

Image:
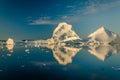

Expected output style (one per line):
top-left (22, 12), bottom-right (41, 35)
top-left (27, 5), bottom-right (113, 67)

top-left (29, 20), bottom-right (57, 25)
top-left (29, 17), bottom-right (58, 25)
top-left (61, 15), bottom-right (68, 19)
top-left (60, 15), bottom-right (80, 23)
top-left (66, 5), bottom-right (75, 8)
top-left (67, 0), bottom-right (120, 15)
top-left (83, 0), bottom-right (120, 14)
top-left (28, 0), bottom-right (120, 26)
top-left (29, 15), bottom-right (80, 25)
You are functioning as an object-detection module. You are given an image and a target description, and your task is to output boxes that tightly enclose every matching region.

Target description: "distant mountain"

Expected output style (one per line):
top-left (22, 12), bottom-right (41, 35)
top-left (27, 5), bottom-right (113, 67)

top-left (88, 27), bottom-right (120, 44)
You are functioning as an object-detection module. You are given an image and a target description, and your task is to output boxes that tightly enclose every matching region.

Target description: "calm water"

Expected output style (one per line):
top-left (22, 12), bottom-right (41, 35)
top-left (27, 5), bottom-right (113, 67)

top-left (0, 43), bottom-right (120, 80)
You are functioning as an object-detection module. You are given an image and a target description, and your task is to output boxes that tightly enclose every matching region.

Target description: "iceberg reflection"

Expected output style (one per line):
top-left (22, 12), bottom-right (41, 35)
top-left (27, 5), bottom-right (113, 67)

top-left (6, 44), bottom-right (14, 52)
top-left (52, 45), bottom-right (82, 65)
top-left (24, 41), bottom-right (82, 65)
top-left (0, 39), bottom-right (120, 65)
top-left (88, 44), bottom-right (119, 61)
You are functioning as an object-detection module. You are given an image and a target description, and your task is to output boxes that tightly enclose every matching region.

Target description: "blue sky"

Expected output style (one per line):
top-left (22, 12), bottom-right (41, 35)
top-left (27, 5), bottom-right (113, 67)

top-left (0, 0), bottom-right (120, 40)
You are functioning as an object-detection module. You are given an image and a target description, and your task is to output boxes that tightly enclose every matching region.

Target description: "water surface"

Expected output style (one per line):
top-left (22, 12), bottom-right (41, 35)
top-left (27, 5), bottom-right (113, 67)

top-left (0, 43), bottom-right (120, 80)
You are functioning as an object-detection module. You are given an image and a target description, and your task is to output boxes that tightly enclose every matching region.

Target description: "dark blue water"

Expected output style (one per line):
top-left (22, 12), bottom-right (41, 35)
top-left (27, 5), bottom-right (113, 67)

top-left (0, 44), bottom-right (120, 80)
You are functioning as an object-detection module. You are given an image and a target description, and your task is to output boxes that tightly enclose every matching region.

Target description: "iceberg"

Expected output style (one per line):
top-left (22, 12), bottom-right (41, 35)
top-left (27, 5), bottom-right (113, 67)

top-left (6, 38), bottom-right (15, 45)
top-left (88, 27), bottom-right (119, 44)
top-left (52, 22), bottom-right (81, 43)
top-left (26, 22), bottom-right (82, 45)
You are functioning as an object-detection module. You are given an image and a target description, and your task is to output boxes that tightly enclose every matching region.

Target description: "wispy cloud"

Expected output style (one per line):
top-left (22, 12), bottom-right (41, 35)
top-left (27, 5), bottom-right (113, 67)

top-left (29, 16), bottom-right (58, 25)
top-left (61, 15), bottom-right (68, 19)
top-left (83, 0), bottom-right (120, 14)
top-left (29, 20), bottom-right (57, 25)
top-left (60, 15), bottom-right (80, 23)
top-left (28, 0), bottom-right (120, 26)
top-left (29, 15), bottom-right (80, 25)
top-left (66, 5), bottom-right (75, 8)
top-left (64, 0), bottom-right (120, 15)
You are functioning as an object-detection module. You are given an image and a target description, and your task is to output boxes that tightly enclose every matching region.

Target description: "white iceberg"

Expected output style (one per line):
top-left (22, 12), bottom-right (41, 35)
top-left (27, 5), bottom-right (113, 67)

top-left (88, 27), bottom-right (119, 44)
top-left (52, 22), bottom-right (81, 43)
top-left (6, 38), bottom-right (15, 45)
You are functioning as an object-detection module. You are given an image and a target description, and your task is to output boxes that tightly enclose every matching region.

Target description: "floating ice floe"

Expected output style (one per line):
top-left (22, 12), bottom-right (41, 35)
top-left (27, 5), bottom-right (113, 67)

top-left (6, 38), bottom-right (15, 45)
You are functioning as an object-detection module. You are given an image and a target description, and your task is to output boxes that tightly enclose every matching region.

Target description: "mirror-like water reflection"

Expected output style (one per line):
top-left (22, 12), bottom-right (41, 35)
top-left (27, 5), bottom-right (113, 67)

top-left (3, 41), bottom-right (120, 65)
top-left (0, 41), bottom-right (120, 80)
